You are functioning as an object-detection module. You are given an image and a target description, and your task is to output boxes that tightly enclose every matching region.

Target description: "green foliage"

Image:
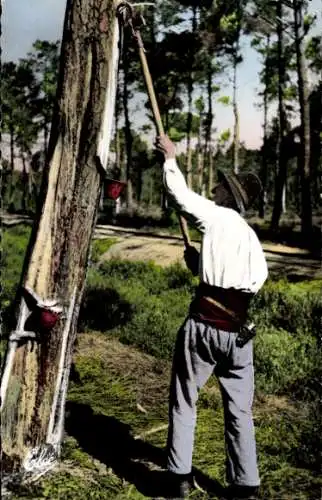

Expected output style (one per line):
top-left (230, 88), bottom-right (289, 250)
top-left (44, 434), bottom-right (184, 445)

top-left (1, 225), bottom-right (31, 308)
top-left (80, 258), bottom-right (322, 399)
top-left (217, 95), bottom-right (231, 106)
top-left (90, 238), bottom-right (119, 264)
top-left (250, 279), bottom-right (322, 339)
top-left (2, 227), bottom-right (322, 498)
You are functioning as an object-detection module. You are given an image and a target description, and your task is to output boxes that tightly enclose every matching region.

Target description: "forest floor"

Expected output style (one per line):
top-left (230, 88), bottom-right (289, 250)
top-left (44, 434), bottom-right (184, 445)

top-left (1, 212), bottom-right (320, 279)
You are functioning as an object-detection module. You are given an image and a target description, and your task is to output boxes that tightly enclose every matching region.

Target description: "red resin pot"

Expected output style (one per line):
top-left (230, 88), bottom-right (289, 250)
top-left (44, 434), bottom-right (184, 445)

top-left (104, 179), bottom-right (127, 200)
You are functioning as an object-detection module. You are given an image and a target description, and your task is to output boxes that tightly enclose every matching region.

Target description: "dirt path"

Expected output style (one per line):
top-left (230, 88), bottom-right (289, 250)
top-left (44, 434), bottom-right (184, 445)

top-left (95, 225), bottom-right (322, 281)
top-left (1, 214), bottom-right (320, 280)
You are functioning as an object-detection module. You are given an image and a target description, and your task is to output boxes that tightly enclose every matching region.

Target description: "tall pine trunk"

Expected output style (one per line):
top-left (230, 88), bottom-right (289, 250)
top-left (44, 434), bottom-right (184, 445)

top-left (21, 152), bottom-right (29, 213)
top-left (208, 147), bottom-right (214, 198)
top-left (259, 35), bottom-right (270, 219)
top-left (293, 0), bottom-right (312, 236)
top-left (1, 0), bottom-right (118, 473)
top-left (271, 0), bottom-right (288, 231)
top-left (185, 6), bottom-right (197, 189)
top-left (232, 0), bottom-right (241, 175)
top-left (122, 35), bottom-right (133, 211)
top-left (197, 111), bottom-right (204, 193)
top-left (205, 66), bottom-right (214, 197)
top-left (232, 50), bottom-right (240, 174)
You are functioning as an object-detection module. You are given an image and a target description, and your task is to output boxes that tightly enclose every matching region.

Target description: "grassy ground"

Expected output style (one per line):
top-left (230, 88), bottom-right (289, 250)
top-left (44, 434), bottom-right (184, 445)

top-left (1, 226), bottom-right (321, 499)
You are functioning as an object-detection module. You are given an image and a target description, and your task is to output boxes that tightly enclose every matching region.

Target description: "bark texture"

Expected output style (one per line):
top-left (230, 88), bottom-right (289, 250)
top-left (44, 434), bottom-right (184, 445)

top-left (1, 0), bottom-right (117, 471)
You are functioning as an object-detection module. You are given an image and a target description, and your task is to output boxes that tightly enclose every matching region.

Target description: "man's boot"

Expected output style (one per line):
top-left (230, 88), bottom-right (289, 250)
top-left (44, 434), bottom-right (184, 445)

top-left (165, 471), bottom-right (193, 499)
top-left (225, 484), bottom-right (259, 500)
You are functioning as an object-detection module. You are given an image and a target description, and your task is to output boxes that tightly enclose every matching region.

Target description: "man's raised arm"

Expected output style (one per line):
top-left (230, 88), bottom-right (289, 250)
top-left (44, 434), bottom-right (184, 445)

top-left (155, 135), bottom-right (216, 232)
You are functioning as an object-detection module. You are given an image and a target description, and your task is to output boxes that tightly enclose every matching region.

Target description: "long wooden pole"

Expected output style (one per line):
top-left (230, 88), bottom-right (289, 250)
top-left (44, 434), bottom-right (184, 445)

top-left (127, 19), bottom-right (191, 248)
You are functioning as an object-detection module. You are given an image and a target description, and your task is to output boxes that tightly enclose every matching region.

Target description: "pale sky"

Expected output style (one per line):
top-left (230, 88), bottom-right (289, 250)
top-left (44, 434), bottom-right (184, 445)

top-left (2, 0), bottom-right (321, 150)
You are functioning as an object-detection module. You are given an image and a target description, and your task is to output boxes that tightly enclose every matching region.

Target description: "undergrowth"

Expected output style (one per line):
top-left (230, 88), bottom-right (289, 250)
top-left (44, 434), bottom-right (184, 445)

top-left (1, 225), bottom-right (322, 499)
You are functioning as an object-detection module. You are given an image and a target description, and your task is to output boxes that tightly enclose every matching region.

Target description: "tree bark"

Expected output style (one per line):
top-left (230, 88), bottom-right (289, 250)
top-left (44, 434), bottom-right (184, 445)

top-left (259, 35), bottom-right (270, 219)
top-left (197, 112), bottom-right (204, 193)
top-left (8, 123), bottom-right (16, 209)
top-left (208, 147), bottom-right (214, 198)
top-left (271, 0), bottom-right (288, 231)
top-left (205, 65), bottom-right (214, 198)
top-left (232, 51), bottom-right (240, 175)
top-left (21, 152), bottom-right (29, 213)
top-left (1, 0), bottom-right (118, 472)
top-left (293, 0), bottom-right (312, 236)
top-left (185, 6), bottom-right (197, 189)
top-left (122, 35), bottom-right (134, 211)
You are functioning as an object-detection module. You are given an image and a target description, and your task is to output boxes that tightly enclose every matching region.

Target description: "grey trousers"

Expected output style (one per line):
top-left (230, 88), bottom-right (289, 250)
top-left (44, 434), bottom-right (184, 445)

top-left (166, 317), bottom-right (260, 487)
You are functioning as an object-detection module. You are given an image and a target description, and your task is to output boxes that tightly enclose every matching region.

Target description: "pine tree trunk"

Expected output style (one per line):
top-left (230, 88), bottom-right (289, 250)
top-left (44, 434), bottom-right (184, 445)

top-left (122, 36), bottom-right (134, 211)
top-left (197, 114), bottom-right (204, 193)
top-left (259, 35), bottom-right (270, 219)
top-left (293, 0), bottom-right (312, 236)
top-left (1, 0), bottom-right (118, 473)
top-left (208, 148), bottom-right (214, 198)
top-left (8, 124), bottom-right (15, 210)
top-left (185, 6), bottom-right (197, 189)
top-left (21, 152), bottom-right (28, 213)
top-left (232, 51), bottom-right (240, 175)
top-left (271, 0), bottom-right (288, 231)
top-left (205, 66), bottom-right (213, 198)
top-left (44, 120), bottom-right (49, 158)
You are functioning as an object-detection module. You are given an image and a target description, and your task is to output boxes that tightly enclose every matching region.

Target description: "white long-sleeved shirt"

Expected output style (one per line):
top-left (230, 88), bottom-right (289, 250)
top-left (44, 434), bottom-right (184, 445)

top-left (163, 159), bottom-right (268, 293)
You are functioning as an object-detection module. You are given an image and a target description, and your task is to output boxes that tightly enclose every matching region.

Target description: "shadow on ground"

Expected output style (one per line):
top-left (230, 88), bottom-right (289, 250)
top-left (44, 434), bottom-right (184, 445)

top-left (65, 401), bottom-right (225, 498)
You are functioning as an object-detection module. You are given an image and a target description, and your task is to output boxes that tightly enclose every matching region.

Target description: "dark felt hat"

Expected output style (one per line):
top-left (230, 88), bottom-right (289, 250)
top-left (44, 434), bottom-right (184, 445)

top-left (213, 169), bottom-right (262, 212)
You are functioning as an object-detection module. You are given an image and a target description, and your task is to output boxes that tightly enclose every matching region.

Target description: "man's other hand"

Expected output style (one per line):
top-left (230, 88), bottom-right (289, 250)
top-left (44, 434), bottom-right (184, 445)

top-left (155, 135), bottom-right (176, 160)
top-left (184, 246), bottom-right (200, 276)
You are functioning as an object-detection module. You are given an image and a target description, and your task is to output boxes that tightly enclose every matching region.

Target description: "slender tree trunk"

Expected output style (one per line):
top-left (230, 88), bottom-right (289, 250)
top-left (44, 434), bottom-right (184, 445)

top-left (205, 66), bottom-right (214, 198)
top-left (293, 0), bottom-right (312, 236)
top-left (136, 167), bottom-right (143, 204)
top-left (21, 152), bottom-right (28, 213)
top-left (44, 120), bottom-right (49, 157)
top-left (1, 0), bottom-right (118, 473)
top-left (232, 50), bottom-right (240, 174)
top-left (271, 0), bottom-right (288, 231)
top-left (197, 113), bottom-right (204, 193)
top-left (9, 124), bottom-right (15, 172)
top-left (259, 35), bottom-right (270, 219)
top-left (208, 147), bottom-right (214, 198)
top-left (185, 6), bottom-right (197, 189)
top-left (8, 124), bottom-right (16, 209)
top-left (122, 37), bottom-right (133, 211)
top-left (149, 176), bottom-right (153, 207)
top-left (115, 79), bottom-right (121, 178)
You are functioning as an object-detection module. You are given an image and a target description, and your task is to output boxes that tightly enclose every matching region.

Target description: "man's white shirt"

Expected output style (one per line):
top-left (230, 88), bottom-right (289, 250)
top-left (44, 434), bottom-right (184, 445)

top-left (163, 158), bottom-right (268, 293)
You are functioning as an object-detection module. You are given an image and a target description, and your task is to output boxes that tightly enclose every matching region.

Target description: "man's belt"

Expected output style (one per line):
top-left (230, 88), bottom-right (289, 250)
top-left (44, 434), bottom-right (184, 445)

top-left (190, 284), bottom-right (256, 347)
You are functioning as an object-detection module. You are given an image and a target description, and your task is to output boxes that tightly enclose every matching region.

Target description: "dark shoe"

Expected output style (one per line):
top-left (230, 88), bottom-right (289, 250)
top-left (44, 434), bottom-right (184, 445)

top-left (165, 471), bottom-right (193, 499)
top-left (225, 484), bottom-right (259, 500)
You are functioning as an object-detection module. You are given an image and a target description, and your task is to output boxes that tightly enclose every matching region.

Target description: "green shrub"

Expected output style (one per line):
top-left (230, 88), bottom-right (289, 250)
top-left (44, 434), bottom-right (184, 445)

top-left (90, 238), bottom-right (118, 264)
top-left (1, 225), bottom-right (31, 305)
top-left (254, 327), bottom-right (316, 394)
top-left (1, 226), bottom-right (321, 399)
top-left (250, 279), bottom-right (322, 340)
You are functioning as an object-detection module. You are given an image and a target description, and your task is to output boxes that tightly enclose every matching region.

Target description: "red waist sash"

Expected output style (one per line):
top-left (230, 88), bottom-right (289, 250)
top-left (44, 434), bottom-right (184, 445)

top-left (189, 283), bottom-right (254, 332)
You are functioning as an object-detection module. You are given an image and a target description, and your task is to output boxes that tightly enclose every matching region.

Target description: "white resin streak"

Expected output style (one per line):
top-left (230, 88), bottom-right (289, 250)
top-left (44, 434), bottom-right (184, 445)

top-left (45, 287), bottom-right (77, 449)
top-left (97, 9), bottom-right (121, 171)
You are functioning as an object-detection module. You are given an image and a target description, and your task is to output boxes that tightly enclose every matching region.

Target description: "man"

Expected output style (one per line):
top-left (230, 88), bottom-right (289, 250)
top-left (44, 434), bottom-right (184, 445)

top-left (155, 135), bottom-right (268, 500)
